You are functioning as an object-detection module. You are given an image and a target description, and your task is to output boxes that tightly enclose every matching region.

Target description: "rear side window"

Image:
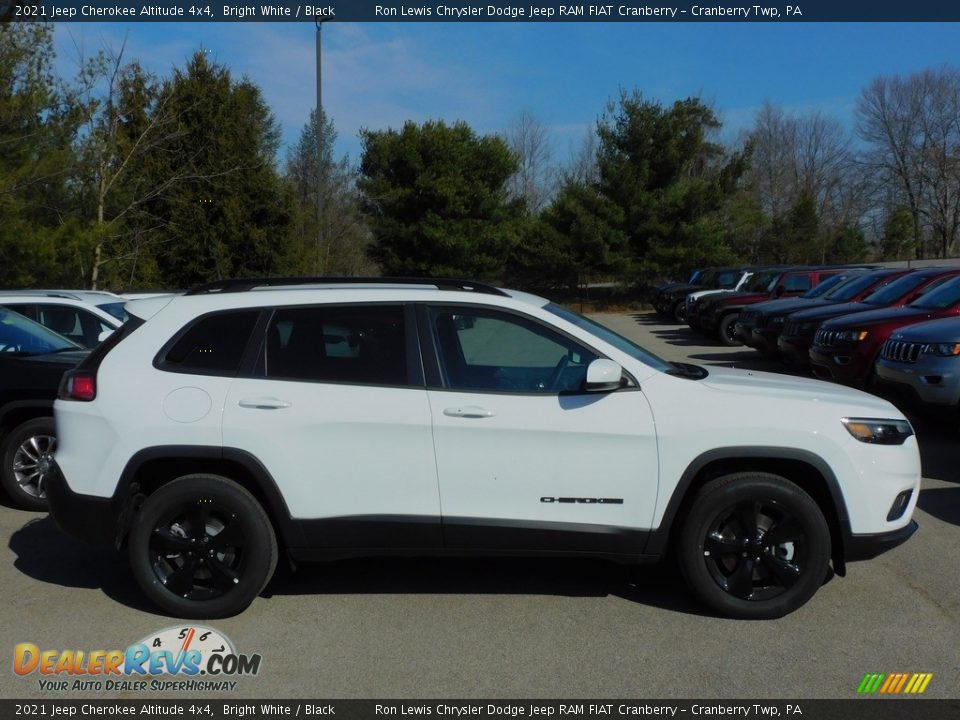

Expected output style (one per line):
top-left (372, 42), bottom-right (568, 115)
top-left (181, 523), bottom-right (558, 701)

top-left (264, 305), bottom-right (408, 386)
top-left (160, 311), bottom-right (259, 375)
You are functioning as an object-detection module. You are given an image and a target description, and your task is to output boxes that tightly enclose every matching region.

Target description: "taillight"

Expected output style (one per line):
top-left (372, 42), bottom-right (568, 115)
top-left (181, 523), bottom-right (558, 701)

top-left (59, 371), bottom-right (97, 401)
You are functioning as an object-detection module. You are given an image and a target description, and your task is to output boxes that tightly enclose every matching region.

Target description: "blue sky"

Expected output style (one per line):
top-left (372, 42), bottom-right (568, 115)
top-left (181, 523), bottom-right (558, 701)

top-left (53, 22), bottom-right (960, 166)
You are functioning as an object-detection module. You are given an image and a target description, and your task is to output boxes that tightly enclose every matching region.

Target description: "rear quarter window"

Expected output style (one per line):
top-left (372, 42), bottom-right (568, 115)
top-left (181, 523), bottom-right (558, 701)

top-left (157, 310), bottom-right (260, 376)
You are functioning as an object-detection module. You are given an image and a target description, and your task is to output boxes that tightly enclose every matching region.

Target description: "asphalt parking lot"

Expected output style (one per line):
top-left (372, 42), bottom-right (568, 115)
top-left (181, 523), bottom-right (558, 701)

top-left (2, 311), bottom-right (958, 700)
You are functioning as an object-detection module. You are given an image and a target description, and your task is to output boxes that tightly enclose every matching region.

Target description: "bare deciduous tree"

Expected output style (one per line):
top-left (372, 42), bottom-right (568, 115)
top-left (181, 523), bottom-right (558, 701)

top-left (502, 110), bottom-right (555, 213)
top-left (857, 67), bottom-right (960, 259)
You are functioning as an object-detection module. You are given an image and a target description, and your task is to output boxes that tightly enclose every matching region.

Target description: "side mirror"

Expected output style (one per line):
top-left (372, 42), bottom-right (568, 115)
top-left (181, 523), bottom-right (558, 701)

top-left (98, 329), bottom-right (114, 343)
top-left (584, 359), bottom-right (624, 392)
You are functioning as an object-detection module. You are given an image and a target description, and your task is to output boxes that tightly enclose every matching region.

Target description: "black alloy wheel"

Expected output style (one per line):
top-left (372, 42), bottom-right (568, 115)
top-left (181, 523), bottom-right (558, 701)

top-left (678, 472), bottom-right (831, 619)
top-left (129, 474), bottom-right (277, 618)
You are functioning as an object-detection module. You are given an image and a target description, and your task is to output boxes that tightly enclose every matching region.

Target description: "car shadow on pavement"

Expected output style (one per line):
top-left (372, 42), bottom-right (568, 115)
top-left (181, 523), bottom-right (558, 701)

top-left (9, 515), bottom-right (162, 615)
top-left (917, 487), bottom-right (960, 527)
top-left (265, 556), bottom-right (714, 617)
top-left (10, 515), bottom-right (714, 617)
top-left (909, 416), bottom-right (960, 485)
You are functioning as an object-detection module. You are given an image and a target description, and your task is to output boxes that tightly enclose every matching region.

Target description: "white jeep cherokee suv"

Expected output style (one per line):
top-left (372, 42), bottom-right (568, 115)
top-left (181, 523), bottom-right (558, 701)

top-left (48, 278), bottom-right (921, 620)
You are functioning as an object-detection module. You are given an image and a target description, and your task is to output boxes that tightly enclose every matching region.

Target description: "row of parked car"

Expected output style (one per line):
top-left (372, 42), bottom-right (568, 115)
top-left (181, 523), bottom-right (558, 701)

top-left (0, 290), bottom-right (171, 510)
top-left (654, 264), bottom-right (960, 414)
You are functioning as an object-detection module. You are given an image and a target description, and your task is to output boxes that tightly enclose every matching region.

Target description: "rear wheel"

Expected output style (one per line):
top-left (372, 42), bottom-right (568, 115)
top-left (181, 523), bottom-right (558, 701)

top-left (1, 418), bottom-right (55, 511)
top-left (678, 472), bottom-right (831, 619)
top-left (128, 474), bottom-right (278, 618)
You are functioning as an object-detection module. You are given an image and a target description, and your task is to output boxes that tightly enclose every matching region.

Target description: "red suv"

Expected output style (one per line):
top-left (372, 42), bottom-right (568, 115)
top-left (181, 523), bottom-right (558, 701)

top-left (780, 267), bottom-right (960, 369)
top-left (809, 275), bottom-right (960, 386)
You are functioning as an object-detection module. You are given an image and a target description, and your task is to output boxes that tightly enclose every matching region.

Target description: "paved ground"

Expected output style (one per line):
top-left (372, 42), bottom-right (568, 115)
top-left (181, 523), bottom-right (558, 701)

top-left (2, 311), bottom-right (957, 700)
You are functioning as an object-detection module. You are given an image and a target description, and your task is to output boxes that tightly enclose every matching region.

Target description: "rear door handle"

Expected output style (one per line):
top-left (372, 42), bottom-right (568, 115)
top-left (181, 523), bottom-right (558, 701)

top-left (238, 397), bottom-right (291, 410)
top-left (443, 406), bottom-right (495, 418)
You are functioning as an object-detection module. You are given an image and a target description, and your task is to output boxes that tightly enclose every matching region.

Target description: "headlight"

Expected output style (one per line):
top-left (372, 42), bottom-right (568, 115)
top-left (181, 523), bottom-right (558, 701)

top-left (837, 329), bottom-right (869, 342)
top-left (841, 417), bottom-right (914, 445)
top-left (772, 316), bottom-right (785, 325)
top-left (923, 343), bottom-right (960, 357)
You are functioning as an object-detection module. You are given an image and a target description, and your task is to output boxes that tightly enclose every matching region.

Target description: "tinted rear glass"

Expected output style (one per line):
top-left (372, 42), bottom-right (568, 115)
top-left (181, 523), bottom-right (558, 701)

top-left (161, 311), bottom-right (259, 375)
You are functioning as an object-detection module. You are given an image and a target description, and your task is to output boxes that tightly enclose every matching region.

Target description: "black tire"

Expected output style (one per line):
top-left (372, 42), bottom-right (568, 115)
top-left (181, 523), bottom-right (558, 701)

top-left (673, 300), bottom-right (687, 323)
top-left (1, 417), bottom-right (55, 511)
top-left (678, 472), bottom-right (831, 619)
top-left (128, 474), bottom-right (278, 619)
top-left (718, 314), bottom-right (742, 347)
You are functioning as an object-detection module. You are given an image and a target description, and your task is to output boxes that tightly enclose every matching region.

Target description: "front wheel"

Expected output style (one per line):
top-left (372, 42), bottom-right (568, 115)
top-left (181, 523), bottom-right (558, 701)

top-left (128, 474), bottom-right (278, 618)
top-left (678, 472), bottom-right (831, 619)
top-left (1, 417), bottom-right (56, 511)
top-left (718, 314), bottom-right (743, 346)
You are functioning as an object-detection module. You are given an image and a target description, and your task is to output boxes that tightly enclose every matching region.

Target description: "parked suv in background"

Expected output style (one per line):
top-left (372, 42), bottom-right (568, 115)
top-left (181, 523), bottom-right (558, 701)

top-left (777, 267), bottom-right (960, 370)
top-left (0, 308), bottom-right (89, 510)
top-left (875, 317), bottom-right (960, 412)
top-left (700, 267), bottom-right (843, 346)
top-left (810, 275), bottom-right (960, 386)
top-left (655, 267), bottom-right (745, 322)
top-left (0, 291), bottom-right (123, 348)
top-left (49, 278), bottom-right (919, 620)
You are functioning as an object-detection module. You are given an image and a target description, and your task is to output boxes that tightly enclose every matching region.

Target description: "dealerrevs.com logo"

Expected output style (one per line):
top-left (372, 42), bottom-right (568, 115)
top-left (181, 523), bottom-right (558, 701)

top-left (13, 626), bottom-right (261, 692)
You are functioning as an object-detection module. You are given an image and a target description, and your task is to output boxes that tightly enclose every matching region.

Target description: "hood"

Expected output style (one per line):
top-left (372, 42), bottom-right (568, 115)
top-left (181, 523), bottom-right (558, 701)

top-left (821, 306), bottom-right (935, 330)
top-left (788, 301), bottom-right (884, 323)
top-left (700, 366), bottom-right (899, 415)
top-left (753, 297), bottom-right (831, 317)
top-left (889, 316), bottom-right (960, 344)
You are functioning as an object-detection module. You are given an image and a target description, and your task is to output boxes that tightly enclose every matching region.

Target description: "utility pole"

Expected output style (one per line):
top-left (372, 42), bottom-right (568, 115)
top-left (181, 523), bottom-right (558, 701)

top-left (314, 18), bottom-right (330, 273)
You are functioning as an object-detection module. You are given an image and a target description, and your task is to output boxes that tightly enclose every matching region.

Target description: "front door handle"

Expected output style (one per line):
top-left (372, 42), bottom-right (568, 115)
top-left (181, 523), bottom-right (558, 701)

top-left (443, 406), bottom-right (495, 418)
top-left (238, 397), bottom-right (291, 410)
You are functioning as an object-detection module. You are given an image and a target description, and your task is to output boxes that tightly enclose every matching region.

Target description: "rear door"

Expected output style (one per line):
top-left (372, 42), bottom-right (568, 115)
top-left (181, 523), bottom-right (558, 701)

top-left (221, 303), bottom-right (442, 549)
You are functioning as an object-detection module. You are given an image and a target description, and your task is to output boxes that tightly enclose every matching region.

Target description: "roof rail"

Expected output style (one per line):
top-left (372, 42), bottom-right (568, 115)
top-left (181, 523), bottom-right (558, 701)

top-left (184, 277), bottom-right (509, 297)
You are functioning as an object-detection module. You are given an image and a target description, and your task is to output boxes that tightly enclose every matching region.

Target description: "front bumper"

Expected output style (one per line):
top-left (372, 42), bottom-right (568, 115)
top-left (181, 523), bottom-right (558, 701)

top-left (808, 346), bottom-right (870, 385)
top-left (875, 357), bottom-right (960, 407)
top-left (749, 327), bottom-right (782, 355)
top-left (845, 520), bottom-right (918, 562)
top-left (46, 464), bottom-right (135, 549)
top-left (778, 334), bottom-right (813, 367)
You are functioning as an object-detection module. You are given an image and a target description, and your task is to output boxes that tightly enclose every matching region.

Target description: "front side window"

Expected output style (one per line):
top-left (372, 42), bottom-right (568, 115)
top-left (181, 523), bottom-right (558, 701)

top-left (430, 307), bottom-right (597, 393)
top-left (161, 310), bottom-right (260, 375)
top-left (264, 305), bottom-right (408, 386)
top-left (0, 308), bottom-right (81, 355)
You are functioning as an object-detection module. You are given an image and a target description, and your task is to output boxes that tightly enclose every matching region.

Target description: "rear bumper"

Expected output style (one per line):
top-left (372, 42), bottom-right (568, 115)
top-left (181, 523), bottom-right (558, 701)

top-left (46, 463), bottom-right (132, 548)
top-left (845, 520), bottom-right (918, 562)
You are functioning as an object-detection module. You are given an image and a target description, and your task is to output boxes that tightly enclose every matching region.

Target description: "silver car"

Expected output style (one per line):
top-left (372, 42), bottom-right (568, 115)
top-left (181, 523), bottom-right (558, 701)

top-left (876, 317), bottom-right (960, 408)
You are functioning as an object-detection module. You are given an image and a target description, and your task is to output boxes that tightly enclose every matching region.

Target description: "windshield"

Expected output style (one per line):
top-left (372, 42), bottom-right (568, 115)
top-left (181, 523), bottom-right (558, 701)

top-left (909, 276), bottom-right (960, 310)
top-left (546, 303), bottom-right (673, 373)
top-left (824, 273), bottom-right (883, 301)
top-left (865, 273), bottom-right (938, 305)
top-left (97, 301), bottom-right (128, 323)
top-left (805, 273), bottom-right (852, 298)
top-left (743, 270), bottom-right (782, 292)
top-left (0, 307), bottom-right (82, 355)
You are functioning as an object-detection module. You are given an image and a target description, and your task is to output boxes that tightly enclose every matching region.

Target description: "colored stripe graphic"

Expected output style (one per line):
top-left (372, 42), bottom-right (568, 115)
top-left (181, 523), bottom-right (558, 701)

top-left (857, 672), bottom-right (932, 694)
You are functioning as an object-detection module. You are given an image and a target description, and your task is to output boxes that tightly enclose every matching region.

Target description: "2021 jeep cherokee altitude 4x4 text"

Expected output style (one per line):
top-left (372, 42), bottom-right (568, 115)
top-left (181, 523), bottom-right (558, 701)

top-left (47, 278), bottom-right (921, 620)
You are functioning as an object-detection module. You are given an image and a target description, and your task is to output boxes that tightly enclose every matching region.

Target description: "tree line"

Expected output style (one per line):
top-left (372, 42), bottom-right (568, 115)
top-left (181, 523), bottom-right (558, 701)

top-left (3, 22), bottom-right (960, 293)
